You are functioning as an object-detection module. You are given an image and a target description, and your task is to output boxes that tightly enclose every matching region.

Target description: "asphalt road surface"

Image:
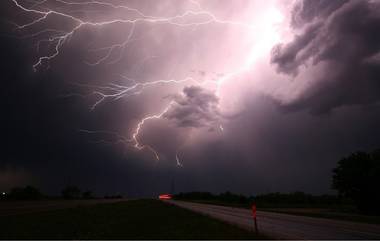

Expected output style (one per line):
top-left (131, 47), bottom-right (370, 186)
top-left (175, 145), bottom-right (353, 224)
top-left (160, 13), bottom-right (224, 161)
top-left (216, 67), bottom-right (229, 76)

top-left (168, 200), bottom-right (380, 240)
top-left (0, 199), bottom-right (126, 216)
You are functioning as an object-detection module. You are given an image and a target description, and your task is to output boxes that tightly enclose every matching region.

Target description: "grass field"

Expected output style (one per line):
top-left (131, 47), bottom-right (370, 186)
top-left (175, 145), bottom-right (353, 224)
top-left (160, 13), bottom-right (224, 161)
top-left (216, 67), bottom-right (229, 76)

top-left (0, 199), bottom-right (262, 239)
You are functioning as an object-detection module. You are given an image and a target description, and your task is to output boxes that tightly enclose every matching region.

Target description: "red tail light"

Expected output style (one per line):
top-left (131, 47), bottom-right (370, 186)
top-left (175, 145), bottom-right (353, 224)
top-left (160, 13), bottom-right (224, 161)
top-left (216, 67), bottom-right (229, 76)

top-left (159, 194), bottom-right (172, 200)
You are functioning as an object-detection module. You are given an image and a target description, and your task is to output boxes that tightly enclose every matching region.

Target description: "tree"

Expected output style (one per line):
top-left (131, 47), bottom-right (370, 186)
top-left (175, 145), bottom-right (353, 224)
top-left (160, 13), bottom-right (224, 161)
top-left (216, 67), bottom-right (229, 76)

top-left (332, 150), bottom-right (380, 214)
top-left (61, 185), bottom-right (81, 199)
top-left (82, 190), bottom-right (93, 199)
top-left (9, 186), bottom-right (43, 200)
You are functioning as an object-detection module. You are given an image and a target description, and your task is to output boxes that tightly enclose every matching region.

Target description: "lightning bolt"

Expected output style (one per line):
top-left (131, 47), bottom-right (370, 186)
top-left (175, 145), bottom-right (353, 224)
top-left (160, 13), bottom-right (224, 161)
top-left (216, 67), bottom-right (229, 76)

top-left (9, 0), bottom-right (283, 165)
top-left (175, 151), bottom-right (184, 167)
top-left (11, 0), bottom-right (257, 70)
top-left (131, 103), bottom-right (173, 161)
top-left (69, 76), bottom-right (200, 110)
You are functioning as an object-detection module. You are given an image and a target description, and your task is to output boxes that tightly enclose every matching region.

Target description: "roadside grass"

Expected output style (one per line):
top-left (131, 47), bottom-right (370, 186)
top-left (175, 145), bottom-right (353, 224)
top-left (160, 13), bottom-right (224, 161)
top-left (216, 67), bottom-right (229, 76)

top-left (0, 199), bottom-right (264, 239)
top-left (175, 199), bottom-right (380, 225)
top-left (259, 208), bottom-right (380, 224)
top-left (177, 199), bottom-right (252, 208)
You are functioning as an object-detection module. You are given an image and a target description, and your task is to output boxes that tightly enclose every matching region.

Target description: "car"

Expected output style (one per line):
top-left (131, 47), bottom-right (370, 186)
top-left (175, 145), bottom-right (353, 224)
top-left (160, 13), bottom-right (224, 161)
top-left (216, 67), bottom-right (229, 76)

top-left (158, 194), bottom-right (172, 200)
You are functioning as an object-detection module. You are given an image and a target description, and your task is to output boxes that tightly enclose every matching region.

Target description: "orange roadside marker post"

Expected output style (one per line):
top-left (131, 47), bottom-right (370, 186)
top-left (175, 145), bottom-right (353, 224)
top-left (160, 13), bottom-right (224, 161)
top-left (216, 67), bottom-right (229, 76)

top-left (252, 202), bottom-right (258, 234)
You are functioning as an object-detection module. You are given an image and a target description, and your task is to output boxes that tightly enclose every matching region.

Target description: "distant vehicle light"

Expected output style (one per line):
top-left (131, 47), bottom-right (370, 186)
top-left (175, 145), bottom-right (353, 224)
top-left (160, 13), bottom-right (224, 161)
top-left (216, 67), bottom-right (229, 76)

top-left (159, 194), bottom-right (172, 200)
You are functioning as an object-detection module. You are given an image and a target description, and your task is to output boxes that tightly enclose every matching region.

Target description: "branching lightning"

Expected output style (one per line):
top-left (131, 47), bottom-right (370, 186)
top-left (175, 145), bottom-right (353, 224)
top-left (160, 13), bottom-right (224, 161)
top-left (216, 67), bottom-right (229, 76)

top-left (10, 0), bottom-right (283, 165)
top-left (132, 102), bottom-right (173, 161)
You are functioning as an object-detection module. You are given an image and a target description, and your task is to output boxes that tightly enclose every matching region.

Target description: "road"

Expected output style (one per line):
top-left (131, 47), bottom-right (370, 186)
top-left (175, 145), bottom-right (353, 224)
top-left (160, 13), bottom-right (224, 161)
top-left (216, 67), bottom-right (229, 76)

top-left (0, 199), bottom-right (126, 216)
top-left (167, 200), bottom-right (380, 240)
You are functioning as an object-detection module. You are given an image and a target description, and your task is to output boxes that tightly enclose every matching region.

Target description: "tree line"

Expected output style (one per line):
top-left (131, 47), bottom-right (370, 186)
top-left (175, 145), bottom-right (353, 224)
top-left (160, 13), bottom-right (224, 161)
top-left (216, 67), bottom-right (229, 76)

top-left (0, 185), bottom-right (123, 200)
top-left (175, 148), bottom-right (380, 215)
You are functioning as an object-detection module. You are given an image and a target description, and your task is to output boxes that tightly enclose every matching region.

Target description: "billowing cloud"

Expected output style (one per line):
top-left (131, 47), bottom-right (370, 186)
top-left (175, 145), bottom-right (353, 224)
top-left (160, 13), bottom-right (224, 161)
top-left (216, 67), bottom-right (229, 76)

top-left (164, 86), bottom-right (220, 128)
top-left (290, 0), bottom-right (349, 28)
top-left (271, 0), bottom-right (380, 113)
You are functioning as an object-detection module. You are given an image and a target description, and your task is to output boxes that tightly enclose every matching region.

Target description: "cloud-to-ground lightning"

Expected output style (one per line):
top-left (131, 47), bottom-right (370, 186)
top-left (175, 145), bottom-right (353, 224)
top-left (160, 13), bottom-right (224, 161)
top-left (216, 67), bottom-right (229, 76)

top-left (175, 151), bottom-right (184, 167)
top-left (10, 0), bottom-right (284, 165)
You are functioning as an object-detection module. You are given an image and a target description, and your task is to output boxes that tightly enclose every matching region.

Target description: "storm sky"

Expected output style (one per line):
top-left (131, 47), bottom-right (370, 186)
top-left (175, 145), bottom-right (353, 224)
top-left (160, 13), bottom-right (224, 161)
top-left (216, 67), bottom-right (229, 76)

top-left (1, 0), bottom-right (380, 197)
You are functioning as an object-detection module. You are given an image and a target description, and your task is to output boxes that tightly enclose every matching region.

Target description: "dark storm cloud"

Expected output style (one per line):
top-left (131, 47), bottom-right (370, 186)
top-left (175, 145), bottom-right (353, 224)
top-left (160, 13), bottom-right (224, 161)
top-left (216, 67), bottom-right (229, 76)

top-left (163, 86), bottom-right (220, 128)
top-left (0, 3), bottom-right (163, 196)
top-left (0, 0), bottom-right (231, 196)
top-left (271, 22), bottom-right (322, 75)
top-left (271, 0), bottom-right (380, 114)
top-left (290, 0), bottom-right (349, 28)
top-left (173, 92), bottom-right (380, 195)
top-left (2, 0), bottom-right (380, 198)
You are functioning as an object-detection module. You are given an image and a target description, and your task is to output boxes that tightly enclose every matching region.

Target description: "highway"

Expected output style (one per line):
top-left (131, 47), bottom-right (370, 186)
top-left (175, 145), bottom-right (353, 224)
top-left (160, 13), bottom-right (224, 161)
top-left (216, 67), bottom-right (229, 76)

top-left (168, 200), bottom-right (380, 239)
top-left (0, 199), bottom-right (126, 216)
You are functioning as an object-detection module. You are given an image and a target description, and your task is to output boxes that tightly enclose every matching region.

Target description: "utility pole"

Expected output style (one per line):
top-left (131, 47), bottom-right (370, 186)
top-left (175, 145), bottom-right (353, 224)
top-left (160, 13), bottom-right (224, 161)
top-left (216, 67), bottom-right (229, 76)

top-left (170, 178), bottom-right (175, 194)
